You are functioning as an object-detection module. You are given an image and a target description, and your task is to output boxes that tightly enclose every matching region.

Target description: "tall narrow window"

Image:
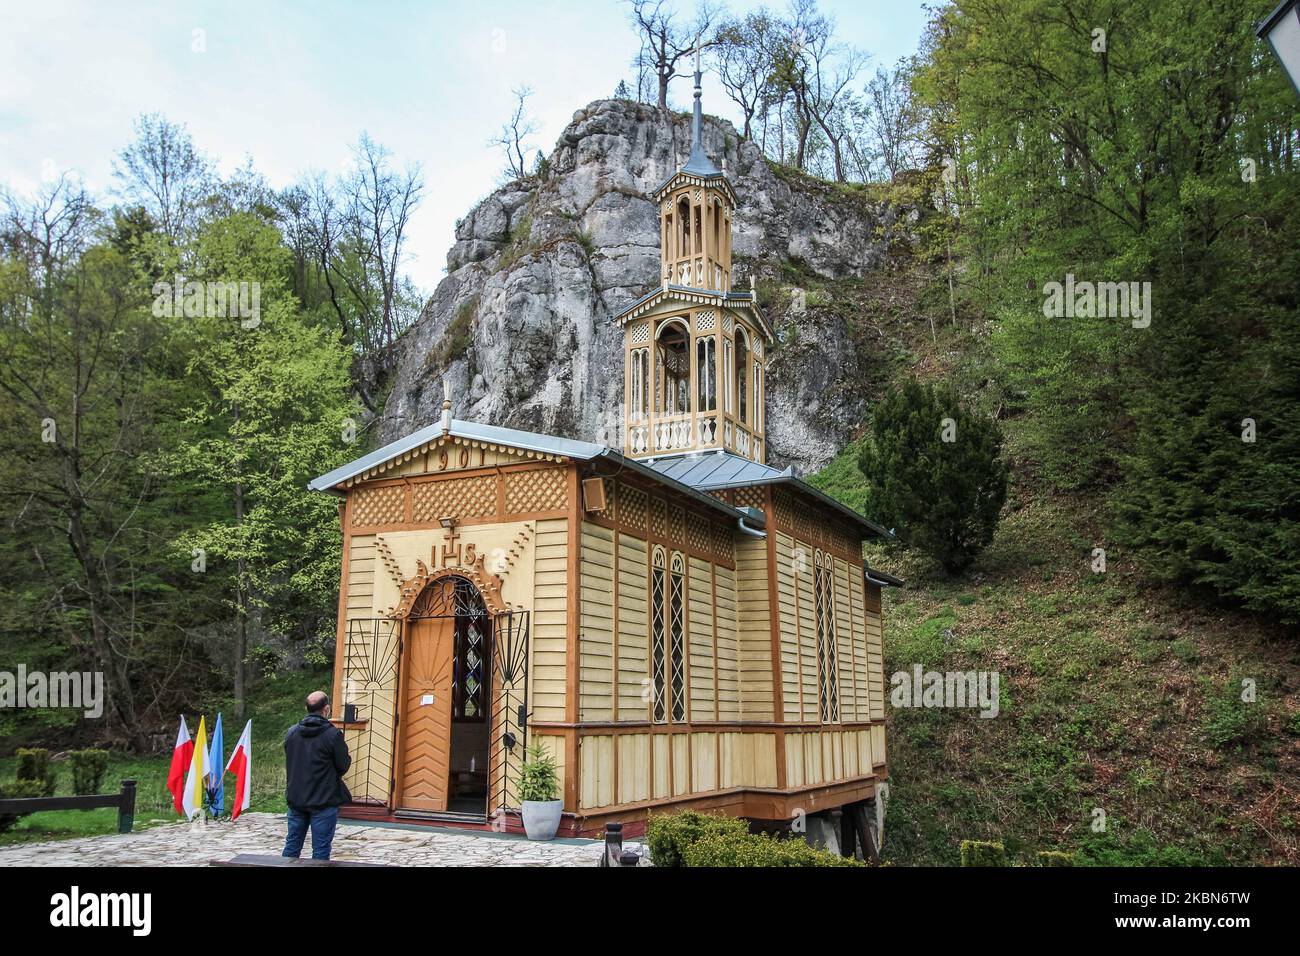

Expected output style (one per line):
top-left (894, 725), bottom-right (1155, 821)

top-left (722, 338), bottom-right (733, 414)
top-left (452, 579), bottom-right (488, 721)
top-left (651, 547), bottom-right (667, 723)
top-left (669, 552), bottom-right (687, 722)
top-left (630, 348), bottom-right (649, 421)
top-left (696, 335), bottom-right (716, 412)
top-left (814, 551), bottom-right (840, 723)
top-left (712, 200), bottom-right (720, 263)
top-left (678, 198), bottom-right (691, 257)
top-left (630, 349), bottom-right (640, 421)
top-left (735, 327), bottom-right (749, 426)
top-left (651, 547), bottom-right (687, 724)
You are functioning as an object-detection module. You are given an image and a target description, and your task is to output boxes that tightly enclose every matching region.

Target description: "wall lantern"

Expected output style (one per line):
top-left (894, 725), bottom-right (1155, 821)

top-left (438, 515), bottom-right (457, 529)
top-left (1258, 0), bottom-right (1300, 97)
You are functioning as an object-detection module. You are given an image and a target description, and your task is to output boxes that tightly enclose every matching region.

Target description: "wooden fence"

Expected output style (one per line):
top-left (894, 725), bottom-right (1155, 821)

top-left (0, 779), bottom-right (137, 833)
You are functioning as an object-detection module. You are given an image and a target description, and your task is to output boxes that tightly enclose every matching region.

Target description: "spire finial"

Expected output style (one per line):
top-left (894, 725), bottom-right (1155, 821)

top-left (683, 35), bottom-right (720, 178)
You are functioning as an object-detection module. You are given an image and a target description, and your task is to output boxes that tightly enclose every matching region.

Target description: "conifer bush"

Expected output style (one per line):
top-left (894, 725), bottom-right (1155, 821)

top-left (1037, 850), bottom-right (1075, 867)
top-left (859, 379), bottom-right (1008, 574)
top-left (15, 748), bottom-right (56, 796)
top-left (960, 840), bottom-right (1007, 866)
top-left (681, 831), bottom-right (864, 867)
top-left (69, 749), bottom-right (110, 795)
top-left (645, 809), bottom-right (750, 867)
top-left (517, 742), bottom-right (560, 802)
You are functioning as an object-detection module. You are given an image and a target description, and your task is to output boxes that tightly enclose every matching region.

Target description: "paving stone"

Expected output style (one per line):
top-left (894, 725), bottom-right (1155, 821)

top-left (0, 812), bottom-right (602, 867)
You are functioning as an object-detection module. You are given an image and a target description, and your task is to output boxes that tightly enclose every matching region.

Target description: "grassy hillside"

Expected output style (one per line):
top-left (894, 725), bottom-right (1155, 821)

top-left (783, 169), bottom-right (1300, 865)
top-left (812, 444), bottom-right (1300, 866)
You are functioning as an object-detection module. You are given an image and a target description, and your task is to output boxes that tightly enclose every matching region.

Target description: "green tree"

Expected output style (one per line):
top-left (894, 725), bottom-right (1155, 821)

top-left (0, 179), bottom-right (188, 746)
top-left (159, 212), bottom-right (357, 718)
top-left (859, 379), bottom-right (1007, 574)
top-left (913, 0), bottom-right (1299, 616)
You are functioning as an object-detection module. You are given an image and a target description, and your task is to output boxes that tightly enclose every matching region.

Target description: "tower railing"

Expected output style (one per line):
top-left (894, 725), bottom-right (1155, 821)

top-left (629, 411), bottom-right (761, 461)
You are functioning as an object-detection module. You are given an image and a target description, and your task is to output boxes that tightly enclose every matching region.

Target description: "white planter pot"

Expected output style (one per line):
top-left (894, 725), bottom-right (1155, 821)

top-left (520, 799), bottom-right (563, 841)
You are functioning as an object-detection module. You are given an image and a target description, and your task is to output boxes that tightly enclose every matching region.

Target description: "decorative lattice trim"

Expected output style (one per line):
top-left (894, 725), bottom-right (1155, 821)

top-left (504, 467), bottom-right (567, 514)
top-left (774, 489), bottom-right (862, 555)
top-left (649, 497), bottom-right (668, 539)
top-left (352, 485), bottom-right (406, 527)
top-left (734, 486), bottom-right (765, 512)
top-left (687, 513), bottom-right (710, 553)
top-left (711, 521), bottom-right (734, 564)
top-left (411, 475), bottom-right (496, 523)
top-left (619, 483), bottom-right (648, 532)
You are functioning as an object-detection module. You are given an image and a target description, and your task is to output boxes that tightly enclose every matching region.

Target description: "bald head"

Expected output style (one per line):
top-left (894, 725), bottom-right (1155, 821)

top-left (306, 691), bottom-right (330, 715)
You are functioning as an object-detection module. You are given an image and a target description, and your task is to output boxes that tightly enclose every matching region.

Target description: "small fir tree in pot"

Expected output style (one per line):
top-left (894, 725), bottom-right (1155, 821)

top-left (518, 741), bottom-right (563, 840)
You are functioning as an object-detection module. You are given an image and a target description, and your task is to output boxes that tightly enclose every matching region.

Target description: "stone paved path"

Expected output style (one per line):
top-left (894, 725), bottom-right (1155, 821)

top-left (0, 813), bottom-right (611, 867)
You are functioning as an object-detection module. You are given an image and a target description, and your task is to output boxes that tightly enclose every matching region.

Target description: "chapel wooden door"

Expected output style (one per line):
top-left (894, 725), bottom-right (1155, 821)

top-left (398, 611), bottom-right (455, 811)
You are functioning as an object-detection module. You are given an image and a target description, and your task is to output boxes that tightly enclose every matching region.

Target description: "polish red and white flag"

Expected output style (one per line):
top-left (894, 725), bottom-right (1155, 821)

top-left (224, 719), bottom-right (253, 821)
top-left (165, 716), bottom-right (193, 817)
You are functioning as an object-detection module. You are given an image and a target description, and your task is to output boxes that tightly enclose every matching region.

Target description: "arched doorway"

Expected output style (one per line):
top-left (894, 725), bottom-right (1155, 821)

top-left (396, 575), bottom-right (491, 816)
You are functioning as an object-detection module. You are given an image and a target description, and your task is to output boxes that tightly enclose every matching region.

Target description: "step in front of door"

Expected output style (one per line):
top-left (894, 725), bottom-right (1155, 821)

top-left (394, 808), bottom-right (488, 825)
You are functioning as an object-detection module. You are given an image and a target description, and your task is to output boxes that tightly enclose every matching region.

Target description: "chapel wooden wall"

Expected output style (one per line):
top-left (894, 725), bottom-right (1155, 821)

top-left (566, 476), bottom-right (888, 819)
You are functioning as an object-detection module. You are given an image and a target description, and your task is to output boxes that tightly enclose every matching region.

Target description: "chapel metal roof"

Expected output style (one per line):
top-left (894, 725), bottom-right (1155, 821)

top-left (645, 449), bottom-right (790, 488)
top-left (308, 419), bottom-right (764, 530)
top-left (643, 450), bottom-right (892, 540)
top-left (865, 567), bottom-right (906, 588)
top-left (307, 418), bottom-right (601, 492)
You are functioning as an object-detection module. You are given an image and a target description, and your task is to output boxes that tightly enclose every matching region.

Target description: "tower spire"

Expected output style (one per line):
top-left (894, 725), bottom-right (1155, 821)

top-left (683, 38), bottom-right (721, 177)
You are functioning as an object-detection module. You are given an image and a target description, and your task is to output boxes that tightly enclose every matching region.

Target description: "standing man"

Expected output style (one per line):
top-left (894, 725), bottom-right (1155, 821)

top-left (283, 691), bottom-right (351, 860)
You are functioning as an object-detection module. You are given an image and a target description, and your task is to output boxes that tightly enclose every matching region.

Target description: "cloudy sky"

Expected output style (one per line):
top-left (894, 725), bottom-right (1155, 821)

top-left (1, 0), bottom-right (930, 292)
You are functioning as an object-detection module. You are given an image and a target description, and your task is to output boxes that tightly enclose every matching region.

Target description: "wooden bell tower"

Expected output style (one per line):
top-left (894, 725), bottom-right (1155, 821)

top-left (618, 52), bottom-right (772, 464)
top-left (657, 65), bottom-right (736, 293)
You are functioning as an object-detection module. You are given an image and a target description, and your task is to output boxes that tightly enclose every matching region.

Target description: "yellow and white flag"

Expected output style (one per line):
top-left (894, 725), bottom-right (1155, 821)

top-left (180, 716), bottom-right (211, 820)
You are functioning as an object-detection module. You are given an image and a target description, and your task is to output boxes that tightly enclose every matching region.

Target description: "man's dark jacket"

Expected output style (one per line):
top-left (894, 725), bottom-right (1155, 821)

top-left (284, 714), bottom-right (352, 811)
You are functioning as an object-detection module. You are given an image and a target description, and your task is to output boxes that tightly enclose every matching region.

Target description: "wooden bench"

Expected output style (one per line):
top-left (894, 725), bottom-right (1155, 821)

top-left (212, 853), bottom-right (393, 867)
top-left (0, 779), bottom-right (136, 833)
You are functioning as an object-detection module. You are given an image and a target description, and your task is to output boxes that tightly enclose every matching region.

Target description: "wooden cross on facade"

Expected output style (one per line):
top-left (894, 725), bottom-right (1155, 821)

top-left (438, 526), bottom-right (461, 569)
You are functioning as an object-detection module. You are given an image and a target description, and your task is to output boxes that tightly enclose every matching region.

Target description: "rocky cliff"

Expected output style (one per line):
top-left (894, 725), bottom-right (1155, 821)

top-left (380, 98), bottom-right (915, 475)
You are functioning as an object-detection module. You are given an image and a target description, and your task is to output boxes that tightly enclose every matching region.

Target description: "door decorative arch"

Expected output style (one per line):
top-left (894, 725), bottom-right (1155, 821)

top-left (396, 576), bottom-right (474, 812)
top-left (391, 568), bottom-right (530, 817)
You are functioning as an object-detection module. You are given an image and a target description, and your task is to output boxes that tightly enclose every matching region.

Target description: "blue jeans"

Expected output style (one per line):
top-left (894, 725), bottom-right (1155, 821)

top-left (283, 806), bottom-right (339, 860)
